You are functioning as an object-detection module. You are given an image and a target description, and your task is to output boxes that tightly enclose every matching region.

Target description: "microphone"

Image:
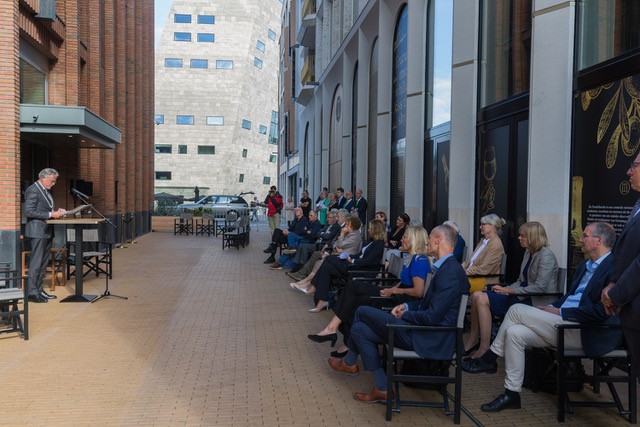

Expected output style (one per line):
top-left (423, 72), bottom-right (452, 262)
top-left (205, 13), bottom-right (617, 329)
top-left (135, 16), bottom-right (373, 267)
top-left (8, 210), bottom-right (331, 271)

top-left (71, 188), bottom-right (90, 199)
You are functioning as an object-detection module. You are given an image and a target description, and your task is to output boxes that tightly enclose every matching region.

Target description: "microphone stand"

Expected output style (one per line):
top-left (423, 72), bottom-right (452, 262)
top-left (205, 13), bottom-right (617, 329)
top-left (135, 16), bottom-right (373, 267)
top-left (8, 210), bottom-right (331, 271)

top-left (71, 191), bottom-right (117, 229)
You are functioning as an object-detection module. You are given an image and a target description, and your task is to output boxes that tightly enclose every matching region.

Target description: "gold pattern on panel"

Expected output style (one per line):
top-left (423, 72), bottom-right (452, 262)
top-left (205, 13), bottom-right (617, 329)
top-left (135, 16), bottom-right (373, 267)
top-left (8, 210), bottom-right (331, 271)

top-left (441, 154), bottom-right (449, 195)
top-left (480, 146), bottom-right (496, 214)
top-left (570, 176), bottom-right (586, 266)
top-left (581, 77), bottom-right (640, 170)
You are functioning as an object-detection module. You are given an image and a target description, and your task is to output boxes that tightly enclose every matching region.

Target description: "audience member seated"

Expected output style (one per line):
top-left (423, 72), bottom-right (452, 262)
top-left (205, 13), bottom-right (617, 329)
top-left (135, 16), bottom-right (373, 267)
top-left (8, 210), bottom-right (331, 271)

top-left (374, 211), bottom-right (390, 234)
top-left (287, 216), bottom-right (362, 289)
top-left (463, 222), bottom-right (621, 413)
top-left (288, 210), bottom-right (343, 274)
top-left (293, 220), bottom-right (387, 312)
top-left (327, 225), bottom-right (469, 403)
top-left (315, 190), bottom-right (329, 225)
top-left (308, 225), bottom-right (432, 355)
top-left (270, 211), bottom-right (323, 270)
top-left (443, 220), bottom-right (466, 263)
top-left (384, 213), bottom-right (410, 264)
top-left (464, 221), bottom-right (559, 360)
top-left (463, 213), bottom-right (506, 292)
top-left (263, 207), bottom-right (309, 264)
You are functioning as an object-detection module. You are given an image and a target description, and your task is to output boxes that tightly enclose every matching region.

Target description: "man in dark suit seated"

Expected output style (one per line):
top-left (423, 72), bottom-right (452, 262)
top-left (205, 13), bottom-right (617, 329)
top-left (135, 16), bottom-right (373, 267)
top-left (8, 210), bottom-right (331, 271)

top-left (288, 210), bottom-right (343, 275)
top-left (24, 168), bottom-right (67, 303)
top-left (263, 207), bottom-right (309, 264)
top-left (465, 222), bottom-right (620, 412)
top-left (327, 225), bottom-right (469, 403)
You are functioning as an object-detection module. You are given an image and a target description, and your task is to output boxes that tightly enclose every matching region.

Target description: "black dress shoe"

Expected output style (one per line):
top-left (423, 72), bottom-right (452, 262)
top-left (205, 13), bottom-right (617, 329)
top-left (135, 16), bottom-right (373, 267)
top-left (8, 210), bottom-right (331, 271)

top-left (308, 333), bottom-right (337, 346)
top-left (462, 358), bottom-right (497, 374)
top-left (331, 350), bottom-right (348, 358)
top-left (263, 255), bottom-right (276, 264)
top-left (40, 290), bottom-right (57, 300)
top-left (28, 294), bottom-right (48, 303)
top-left (480, 393), bottom-right (521, 412)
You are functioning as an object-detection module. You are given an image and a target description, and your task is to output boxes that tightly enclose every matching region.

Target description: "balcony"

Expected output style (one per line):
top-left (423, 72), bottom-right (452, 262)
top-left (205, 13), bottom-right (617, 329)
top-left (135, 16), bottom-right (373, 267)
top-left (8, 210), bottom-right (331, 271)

top-left (295, 0), bottom-right (316, 48)
top-left (296, 53), bottom-right (317, 106)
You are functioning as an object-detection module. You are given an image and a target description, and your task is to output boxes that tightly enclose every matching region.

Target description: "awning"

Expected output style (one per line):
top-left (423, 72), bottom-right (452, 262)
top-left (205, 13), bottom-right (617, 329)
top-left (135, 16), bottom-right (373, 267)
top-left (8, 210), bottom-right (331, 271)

top-left (20, 104), bottom-right (122, 149)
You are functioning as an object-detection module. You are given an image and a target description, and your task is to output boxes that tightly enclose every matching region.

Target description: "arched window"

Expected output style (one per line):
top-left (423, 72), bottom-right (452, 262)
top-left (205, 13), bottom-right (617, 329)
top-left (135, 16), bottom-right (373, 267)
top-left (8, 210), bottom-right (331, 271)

top-left (329, 85), bottom-right (343, 190)
top-left (367, 38), bottom-right (379, 216)
top-left (351, 63), bottom-right (358, 190)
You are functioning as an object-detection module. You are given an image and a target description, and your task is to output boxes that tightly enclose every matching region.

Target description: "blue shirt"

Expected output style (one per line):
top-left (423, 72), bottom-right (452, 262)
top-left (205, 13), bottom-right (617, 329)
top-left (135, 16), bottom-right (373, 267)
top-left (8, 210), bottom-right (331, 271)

top-left (404, 253), bottom-right (451, 312)
top-left (399, 254), bottom-right (431, 286)
top-left (560, 252), bottom-right (611, 315)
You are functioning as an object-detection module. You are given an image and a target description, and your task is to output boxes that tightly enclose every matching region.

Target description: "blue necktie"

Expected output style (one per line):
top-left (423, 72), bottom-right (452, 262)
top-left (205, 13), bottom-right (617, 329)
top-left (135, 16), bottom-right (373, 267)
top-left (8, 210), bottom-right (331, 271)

top-left (629, 198), bottom-right (640, 223)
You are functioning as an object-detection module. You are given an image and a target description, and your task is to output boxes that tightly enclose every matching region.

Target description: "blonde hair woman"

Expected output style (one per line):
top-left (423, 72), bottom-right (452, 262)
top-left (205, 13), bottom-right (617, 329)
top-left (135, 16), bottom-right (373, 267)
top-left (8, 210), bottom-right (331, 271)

top-left (463, 213), bottom-right (506, 293)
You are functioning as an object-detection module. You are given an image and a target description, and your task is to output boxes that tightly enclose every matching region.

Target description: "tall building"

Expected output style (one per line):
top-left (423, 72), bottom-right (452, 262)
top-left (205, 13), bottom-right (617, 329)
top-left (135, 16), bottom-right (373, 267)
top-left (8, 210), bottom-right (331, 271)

top-left (0, 0), bottom-right (154, 267)
top-left (154, 0), bottom-right (283, 199)
top-left (280, 0), bottom-right (640, 281)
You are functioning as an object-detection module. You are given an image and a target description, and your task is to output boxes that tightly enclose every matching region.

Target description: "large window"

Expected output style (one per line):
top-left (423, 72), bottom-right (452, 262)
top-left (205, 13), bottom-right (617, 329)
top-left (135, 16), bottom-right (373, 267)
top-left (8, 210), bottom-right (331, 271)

top-left (164, 58), bottom-right (183, 68)
top-left (239, 174), bottom-right (245, 183)
top-left (155, 171), bottom-right (172, 180)
top-left (480, 0), bottom-right (531, 108)
top-left (197, 33), bottom-right (215, 43)
top-left (20, 59), bottom-right (46, 104)
top-left (155, 145), bottom-right (172, 154)
top-left (198, 146), bottom-right (215, 154)
top-left (242, 149), bottom-right (248, 158)
top-left (429, 0), bottom-right (453, 127)
top-left (178, 145), bottom-right (187, 154)
top-left (198, 15), bottom-right (215, 24)
top-left (259, 125), bottom-right (267, 134)
top-left (268, 29), bottom-right (277, 41)
top-left (174, 32), bottom-right (192, 42)
top-left (242, 119), bottom-right (252, 130)
top-left (206, 116), bottom-right (224, 125)
top-left (216, 60), bottom-right (233, 69)
top-left (263, 176), bottom-right (271, 185)
top-left (268, 110), bottom-right (278, 144)
top-left (269, 154), bottom-right (277, 163)
top-left (174, 14), bottom-right (191, 23)
top-left (177, 115), bottom-right (194, 125)
top-left (578, 1), bottom-right (640, 70)
top-left (190, 59), bottom-right (208, 69)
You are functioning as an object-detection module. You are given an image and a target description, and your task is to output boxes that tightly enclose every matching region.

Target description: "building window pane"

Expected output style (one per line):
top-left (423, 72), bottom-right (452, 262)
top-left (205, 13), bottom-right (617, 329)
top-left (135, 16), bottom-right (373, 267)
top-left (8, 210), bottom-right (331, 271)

top-left (174, 32), bottom-right (192, 42)
top-left (197, 33), bottom-right (215, 43)
top-left (178, 145), bottom-right (187, 154)
top-left (177, 115), bottom-right (194, 125)
top-left (269, 154), bottom-right (277, 163)
top-left (174, 14), bottom-right (191, 23)
top-left (242, 149), bottom-right (248, 158)
top-left (155, 144), bottom-right (172, 154)
top-left (253, 57), bottom-right (263, 69)
top-left (256, 40), bottom-right (266, 52)
top-left (268, 29), bottom-right (276, 41)
top-left (154, 114), bottom-right (165, 124)
top-left (430, 0), bottom-right (453, 127)
top-left (20, 59), bottom-right (46, 104)
top-left (216, 60), bottom-right (233, 69)
top-left (190, 59), bottom-right (208, 68)
top-left (242, 119), bottom-right (252, 130)
top-left (268, 110), bottom-right (278, 144)
top-left (164, 58), bottom-right (183, 68)
top-left (239, 174), bottom-right (245, 183)
top-left (480, 0), bottom-right (531, 108)
top-left (206, 116), bottom-right (224, 125)
top-left (263, 176), bottom-right (271, 185)
top-left (198, 145), bottom-right (215, 154)
top-left (577, 2), bottom-right (640, 70)
top-left (198, 15), bottom-right (215, 24)
top-left (259, 125), bottom-right (267, 134)
top-left (155, 171), bottom-right (172, 180)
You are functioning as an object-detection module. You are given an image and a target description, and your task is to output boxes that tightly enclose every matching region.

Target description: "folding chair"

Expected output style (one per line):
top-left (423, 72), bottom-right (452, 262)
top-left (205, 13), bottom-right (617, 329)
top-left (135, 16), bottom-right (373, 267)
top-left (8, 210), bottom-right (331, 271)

top-left (174, 213), bottom-right (194, 235)
top-left (67, 229), bottom-right (112, 279)
top-left (0, 273), bottom-right (28, 340)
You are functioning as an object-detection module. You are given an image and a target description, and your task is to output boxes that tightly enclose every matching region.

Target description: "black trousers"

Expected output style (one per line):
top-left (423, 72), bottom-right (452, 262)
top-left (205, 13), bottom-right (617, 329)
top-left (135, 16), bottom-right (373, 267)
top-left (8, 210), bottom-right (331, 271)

top-left (311, 255), bottom-right (349, 301)
top-left (270, 228), bottom-right (288, 246)
top-left (28, 236), bottom-right (52, 296)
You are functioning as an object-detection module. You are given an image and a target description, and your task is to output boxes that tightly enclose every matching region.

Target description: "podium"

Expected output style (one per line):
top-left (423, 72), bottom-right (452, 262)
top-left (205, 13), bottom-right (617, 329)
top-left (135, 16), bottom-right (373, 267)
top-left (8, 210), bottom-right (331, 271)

top-left (47, 218), bottom-right (105, 302)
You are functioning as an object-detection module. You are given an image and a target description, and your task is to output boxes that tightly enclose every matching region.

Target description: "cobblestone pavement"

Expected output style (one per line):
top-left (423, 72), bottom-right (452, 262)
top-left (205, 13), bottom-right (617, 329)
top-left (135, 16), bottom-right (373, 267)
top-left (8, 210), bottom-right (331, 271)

top-left (0, 227), bottom-right (635, 426)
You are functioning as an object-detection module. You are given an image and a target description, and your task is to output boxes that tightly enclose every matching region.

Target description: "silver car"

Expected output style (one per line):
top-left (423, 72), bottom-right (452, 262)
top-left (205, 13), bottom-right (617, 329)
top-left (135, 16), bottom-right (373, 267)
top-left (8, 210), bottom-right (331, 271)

top-left (176, 194), bottom-right (249, 216)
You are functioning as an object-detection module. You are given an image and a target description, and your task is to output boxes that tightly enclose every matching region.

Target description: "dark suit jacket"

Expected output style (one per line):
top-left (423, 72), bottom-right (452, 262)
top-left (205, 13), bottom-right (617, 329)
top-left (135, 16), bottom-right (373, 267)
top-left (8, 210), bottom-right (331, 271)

top-left (304, 220), bottom-right (323, 241)
top-left (337, 196), bottom-right (346, 209)
top-left (343, 199), bottom-right (355, 213)
top-left (351, 239), bottom-right (385, 268)
top-left (402, 255), bottom-right (470, 360)
top-left (551, 254), bottom-right (621, 357)
top-left (609, 209), bottom-right (640, 332)
top-left (354, 197), bottom-right (368, 224)
top-left (24, 181), bottom-right (54, 239)
top-left (288, 216), bottom-right (309, 235)
top-left (318, 222), bottom-right (340, 243)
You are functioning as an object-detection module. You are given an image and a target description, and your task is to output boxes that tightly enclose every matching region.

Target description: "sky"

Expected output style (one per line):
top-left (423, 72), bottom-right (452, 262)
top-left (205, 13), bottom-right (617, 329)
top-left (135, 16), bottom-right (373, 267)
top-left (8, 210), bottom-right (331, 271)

top-left (155, 0), bottom-right (173, 49)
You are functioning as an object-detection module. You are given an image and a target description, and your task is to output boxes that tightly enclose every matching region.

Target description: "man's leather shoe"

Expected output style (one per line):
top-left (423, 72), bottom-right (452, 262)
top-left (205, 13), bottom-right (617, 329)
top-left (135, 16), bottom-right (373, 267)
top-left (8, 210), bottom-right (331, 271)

top-left (263, 255), bottom-right (276, 264)
top-left (480, 393), bottom-right (521, 412)
top-left (28, 294), bottom-right (48, 303)
top-left (263, 244), bottom-right (276, 253)
top-left (40, 290), bottom-right (57, 300)
top-left (328, 357), bottom-right (359, 375)
top-left (462, 358), bottom-right (497, 374)
top-left (287, 271), bottom-right (305, 281)
top-left (289, 265), bottom-right (301, 273)
top-left (353, 387), bottom-right (393, 403)
top-left (270, 262), bottom-right (283, 270)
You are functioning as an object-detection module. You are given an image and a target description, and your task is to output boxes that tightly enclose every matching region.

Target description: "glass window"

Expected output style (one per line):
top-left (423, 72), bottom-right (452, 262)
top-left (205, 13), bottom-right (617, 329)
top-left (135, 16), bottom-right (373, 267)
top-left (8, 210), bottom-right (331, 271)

top-left (263, 176), bottom-right (271, 185)
top-left (164, 58), bottom-right (183, 68)
top-left (178, 145), bottom-right (187, 154)
top-left (269, 154), bottom-right (277, 163)
top-left (174, 14), bottom-right (191, 23)
top-left (242, 149), bottom-right (248, 158)
top-left (268, 110), bottom-right (278, 144)
top-left (155, 144), bottom-right (172, 154)
top-left (242, 119), bottom-right (252, 130)
top-left (577, 2), bottom-right (640, 70)
top-left (259, 125), bottom-right (267, 134)
top-left (206, 116), bottom-right (224, 125)
top-left (155, 171), bottom-right (172, 180)
top-left (190, 59), bottom-right (208, 68)
top-left (198, 15), bottom-right (215, 24)
top-left (429, 0), bottom-right (453, 127)
top-left (177, 115), bottom-right (194, 125)
top-left (197, 33), bottom-right (215, 43)
top-left (268, 29), bottom-right (277, 41)
top-left (216, 60), bottom-right (233, 69)
top-left (174, 32), bottom-right (191, 42)
top-left (480, 0), bottom-right (531, 108)
top-left (20, 59), bottom-right (46, 104)
top-left (253, 57), bottom-right (263, 69)
top-left (239, 174), bottom-right (245, 183)
top-left (198, 145), bottom-right (215, 154)
top-left (256, 40), bottom-right (266, 52)
top-left (154, 114), bottom-right (165, 124)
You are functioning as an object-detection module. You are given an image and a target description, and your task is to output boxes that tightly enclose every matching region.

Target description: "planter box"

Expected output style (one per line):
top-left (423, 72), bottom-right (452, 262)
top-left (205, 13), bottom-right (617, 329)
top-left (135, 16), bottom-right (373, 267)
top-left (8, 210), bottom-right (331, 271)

top-left (151, 216), bottom-right (178, 232)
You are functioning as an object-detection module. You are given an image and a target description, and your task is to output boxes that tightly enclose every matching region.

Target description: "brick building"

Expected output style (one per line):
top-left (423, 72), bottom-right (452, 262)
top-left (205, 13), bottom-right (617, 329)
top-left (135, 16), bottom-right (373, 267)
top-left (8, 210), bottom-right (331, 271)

top-left (0, 0), bottom-right (154, 267)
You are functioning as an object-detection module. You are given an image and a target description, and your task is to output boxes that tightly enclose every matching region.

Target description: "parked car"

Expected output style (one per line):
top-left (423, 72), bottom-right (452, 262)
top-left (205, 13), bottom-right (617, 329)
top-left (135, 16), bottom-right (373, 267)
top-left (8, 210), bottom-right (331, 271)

top-left (176, 194), bottom-right (249, 216)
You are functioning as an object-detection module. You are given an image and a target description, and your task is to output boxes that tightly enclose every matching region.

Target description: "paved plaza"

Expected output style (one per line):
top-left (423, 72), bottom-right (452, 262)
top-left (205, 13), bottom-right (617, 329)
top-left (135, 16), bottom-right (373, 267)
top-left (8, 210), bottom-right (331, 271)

top-left (0, 224), bottom-right (636, 426)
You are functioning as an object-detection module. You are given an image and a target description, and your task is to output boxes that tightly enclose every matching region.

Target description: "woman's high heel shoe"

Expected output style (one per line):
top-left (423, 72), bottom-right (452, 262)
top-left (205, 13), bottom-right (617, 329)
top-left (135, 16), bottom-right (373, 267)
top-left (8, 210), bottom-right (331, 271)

top-left (330, 349), bottom-right (348, 358)
top-left (307, 333), bottom-right (337, 347)
top-left (308, 301), bottom-right (328, 312)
